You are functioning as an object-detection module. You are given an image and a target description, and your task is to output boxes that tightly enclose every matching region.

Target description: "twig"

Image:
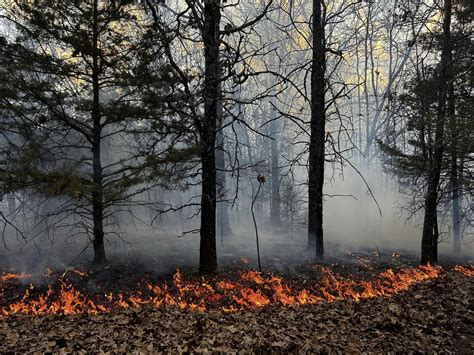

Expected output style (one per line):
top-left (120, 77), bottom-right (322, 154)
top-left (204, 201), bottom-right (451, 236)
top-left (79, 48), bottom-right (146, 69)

top-left (250, 175), bottom-right (265, 272)
top-left (374, 243), bottom-right (381, 258)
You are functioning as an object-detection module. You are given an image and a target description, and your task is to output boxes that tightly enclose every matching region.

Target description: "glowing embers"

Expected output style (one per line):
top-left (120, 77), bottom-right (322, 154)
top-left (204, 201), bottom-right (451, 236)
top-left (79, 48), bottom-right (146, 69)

top-left (0, 264), bottom-right (470, 317)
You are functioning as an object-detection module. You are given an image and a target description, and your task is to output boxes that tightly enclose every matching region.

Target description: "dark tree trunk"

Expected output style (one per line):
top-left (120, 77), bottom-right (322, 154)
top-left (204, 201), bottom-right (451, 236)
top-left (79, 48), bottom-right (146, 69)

top-left (199, 0), bottom-right (221, 274)
top-left (433, 209), bottom-right (438, 263)
top-left (421, 0), bottom-right (452, 265)
top-left (308, 0), bottom-right (326, 258)
top-left (91, 0), bottom-right (106, 265)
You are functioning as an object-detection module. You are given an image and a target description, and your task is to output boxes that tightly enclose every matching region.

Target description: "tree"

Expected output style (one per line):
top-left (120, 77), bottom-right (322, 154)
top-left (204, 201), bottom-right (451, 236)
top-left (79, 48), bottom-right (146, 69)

top-left (420, 0), bottom-right (453, 264)
top-left (380, 0), bottom-right (473, 262)
top-left (0, 0), bottom-right (188, 263)
top-left (446, 0), bottom-right (473, 257)
top-left (146, 0), bottom-right (273, 273)
top-left (198, 0), bottom-right (221, 273)
top-left (307, 0), bottom-right (326, 258)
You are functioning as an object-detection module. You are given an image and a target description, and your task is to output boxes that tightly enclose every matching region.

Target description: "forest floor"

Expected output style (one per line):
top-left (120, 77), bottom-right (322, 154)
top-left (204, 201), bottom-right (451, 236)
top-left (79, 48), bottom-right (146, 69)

top-left (0, 252), bottom-right (473, 352)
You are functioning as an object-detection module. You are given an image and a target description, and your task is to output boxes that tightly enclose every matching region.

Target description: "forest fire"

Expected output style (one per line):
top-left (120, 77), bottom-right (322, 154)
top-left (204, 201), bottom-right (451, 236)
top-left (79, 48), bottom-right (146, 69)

top-left (0, 0), bottom-right (471, 351)
top-left (1, 264), bottom-right (469, 317)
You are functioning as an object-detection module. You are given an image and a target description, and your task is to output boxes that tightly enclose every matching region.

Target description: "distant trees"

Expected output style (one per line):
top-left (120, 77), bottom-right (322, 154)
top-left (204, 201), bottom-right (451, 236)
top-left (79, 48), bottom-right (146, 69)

top-left (356, 0), bottom-right (434, 163)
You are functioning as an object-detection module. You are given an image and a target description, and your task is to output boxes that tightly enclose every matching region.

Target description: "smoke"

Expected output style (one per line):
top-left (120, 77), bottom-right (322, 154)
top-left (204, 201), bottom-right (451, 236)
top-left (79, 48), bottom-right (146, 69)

top-left (0, 156), bottom-right (472, 276)
top-left (324, 163), bottom-right (474, 258)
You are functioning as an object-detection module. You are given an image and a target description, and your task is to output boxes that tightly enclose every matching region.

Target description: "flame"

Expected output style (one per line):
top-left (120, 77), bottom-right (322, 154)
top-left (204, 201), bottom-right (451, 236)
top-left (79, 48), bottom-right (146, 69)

top-left (454, 264), bottom-right (474, 277)
top-left (0, 264), bottom-right (470, 317)
top-left (0, 273), bottom-right (32, 282)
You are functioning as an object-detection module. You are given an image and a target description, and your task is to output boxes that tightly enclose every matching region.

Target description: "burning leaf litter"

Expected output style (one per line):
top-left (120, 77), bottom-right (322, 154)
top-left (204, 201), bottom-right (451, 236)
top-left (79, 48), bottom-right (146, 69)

top-left (1, 264), bottom-right (471, 316)
top-left (0, 264), bottom-right (472, 352)
top-left (454, 264), bottom-right (474, 277)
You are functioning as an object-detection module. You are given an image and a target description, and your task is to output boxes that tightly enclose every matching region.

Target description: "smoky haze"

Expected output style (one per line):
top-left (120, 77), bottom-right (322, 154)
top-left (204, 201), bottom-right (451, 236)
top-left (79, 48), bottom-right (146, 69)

top-left (1, 162), bottom-right (471, 275)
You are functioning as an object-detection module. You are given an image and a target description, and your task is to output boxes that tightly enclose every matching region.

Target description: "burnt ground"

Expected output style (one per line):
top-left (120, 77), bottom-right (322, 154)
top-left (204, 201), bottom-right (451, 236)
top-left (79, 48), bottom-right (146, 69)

top-left (0, 248), bottom-right (473, 353)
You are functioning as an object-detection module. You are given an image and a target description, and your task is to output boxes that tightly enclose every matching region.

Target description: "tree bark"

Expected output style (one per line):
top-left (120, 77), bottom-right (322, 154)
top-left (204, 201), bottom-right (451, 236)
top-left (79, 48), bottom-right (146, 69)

top-left (421, 0), bottom-right (452, 265)
top-left (308, 0), bottom-right (326, 258)
top-left (452, 170), bottom-right (461, 257)
top-left (91, 0), bottom-right (106, 265)
top-left (447, 49), bottom-right (460, 257)
top-left (267, 47), bottom-right (281, 227)
top-left (433, 209), bottom-right (439, 264)
top-left (7, 193), bottom-right (15, 215)
top-left (216, 100), bottom-right (233, 242)
top-left (270, 101), bottom-right (281, 227)
top-left (199, 0), bottom-right (221, 274)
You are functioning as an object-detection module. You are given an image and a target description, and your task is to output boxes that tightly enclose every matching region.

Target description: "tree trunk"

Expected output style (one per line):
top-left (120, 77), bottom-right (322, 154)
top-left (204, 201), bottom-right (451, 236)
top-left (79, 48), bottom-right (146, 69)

top-left (308, 0), bottom-right (326, 258)
top-left (452, 176), bottom-right (461, 257)
top-left (421, 0), bottom-right (452, 265)
top-left (454, 158), bottom-right (464, 256)
top-left (199, 0), bottom-right (220, 274)
top-left (7, 193), bottom-right (15, 215)
top-left (268, 47), bottom-right (281, 227)
top-left (91, 0), bottom-right (106, 265)
top-left (448, 49), bottom-right (460, 257)
top-left (270, 102), bottom-right (281, 227)
top-left (216, 100), bottom-right (233, 242)
top-left (362, 2), bottom-right (372, 162)
top-left (433, 209), bottom-right (438, 264)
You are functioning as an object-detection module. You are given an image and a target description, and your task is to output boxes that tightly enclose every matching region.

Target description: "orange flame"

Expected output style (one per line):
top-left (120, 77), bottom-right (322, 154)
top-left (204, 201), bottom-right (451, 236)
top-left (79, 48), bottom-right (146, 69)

top-left (0, 264), bottom-right (469, 317)
top-left (0, 273), bottom-right (32, 282)
top-left (454, 264), bottom-right (474, 277)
